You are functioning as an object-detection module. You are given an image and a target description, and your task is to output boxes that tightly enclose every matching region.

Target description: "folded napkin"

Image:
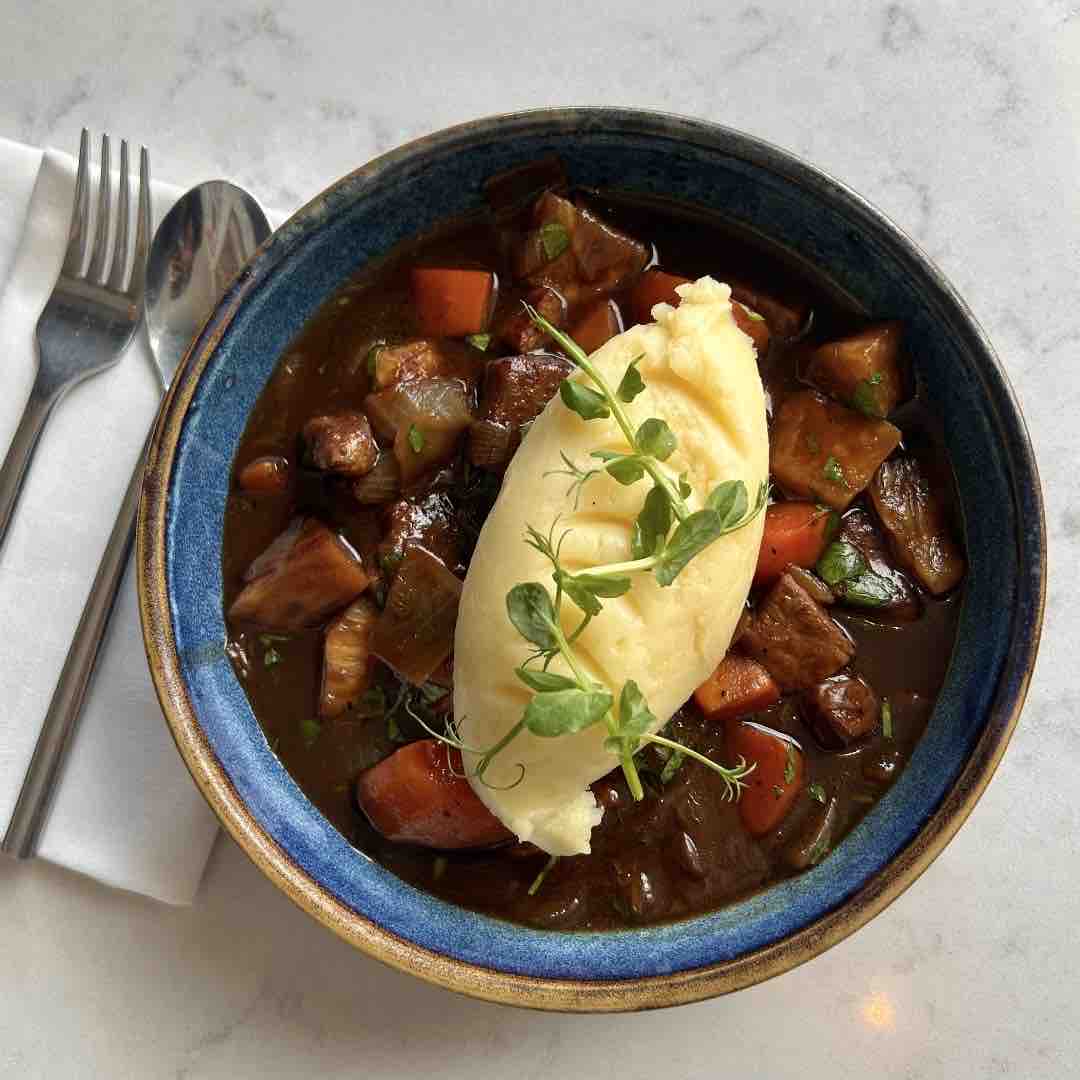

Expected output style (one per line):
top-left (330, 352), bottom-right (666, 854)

top-left (0, 138), bottom-right (284, 904)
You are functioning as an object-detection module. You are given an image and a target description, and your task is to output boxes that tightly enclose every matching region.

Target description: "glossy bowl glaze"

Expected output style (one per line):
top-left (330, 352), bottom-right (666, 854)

top-left (138, 108), bottom-right (1044, 1011)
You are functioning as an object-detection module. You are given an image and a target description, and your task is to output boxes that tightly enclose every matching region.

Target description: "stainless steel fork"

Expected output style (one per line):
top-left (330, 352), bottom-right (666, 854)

top-left (0, 130), bottom-right (151, 558)
top-left (0, 131), bottom-right (150, 859)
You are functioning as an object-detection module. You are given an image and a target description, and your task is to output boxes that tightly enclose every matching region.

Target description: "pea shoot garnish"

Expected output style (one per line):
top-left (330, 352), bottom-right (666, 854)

top-left (436, 308), bottom-right (766, 805)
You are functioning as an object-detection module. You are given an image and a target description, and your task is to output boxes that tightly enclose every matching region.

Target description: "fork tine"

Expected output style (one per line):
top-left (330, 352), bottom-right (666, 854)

top-left (61, 129), bottom-right (91, 276)
top-left (126, 146), bottom-right (151, 298)
top-left (106, 141), bottom-right (130, 292)
top-left (86, 134), bottom-right (112, 283)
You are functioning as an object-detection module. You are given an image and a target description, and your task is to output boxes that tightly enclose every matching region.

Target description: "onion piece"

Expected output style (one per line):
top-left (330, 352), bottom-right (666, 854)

top-left (372, 547), bottom-right (462, 686)
top-left (352, 453), bottom-right (401, 505)
top-left (467, 419), bottom-right (516, 469)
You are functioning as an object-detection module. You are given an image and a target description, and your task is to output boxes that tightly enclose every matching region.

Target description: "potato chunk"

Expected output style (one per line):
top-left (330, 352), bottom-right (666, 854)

top-left (229, 518), bottom-right (372, 630)
top-left (805, 322), bottom-right (905, 418)
top-left (320, 598), bottom-right (379, 718)
top-left (870, 456), bottom-right (965, 594)
top-left (770, 391), bottom-right (902, 510)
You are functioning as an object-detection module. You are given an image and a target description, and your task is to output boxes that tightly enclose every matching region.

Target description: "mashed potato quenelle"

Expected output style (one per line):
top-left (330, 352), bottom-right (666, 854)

top-left (454, 278), bottom-right (769, 856)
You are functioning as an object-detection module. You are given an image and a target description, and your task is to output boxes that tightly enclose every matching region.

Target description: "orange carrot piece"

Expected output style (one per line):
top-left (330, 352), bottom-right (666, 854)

top-left (728, 721), bottom-right (805, 836)
top-left (732, 301), bottom-right (771, 353)
top-left (627, 269), bottom-right (690, 325)
top-left (356, 739), bottom-right (512, 849)
top-left (694, 654), bottom-right (781, 721)
top-left (754, 502), bottom-right (838, 587)
top-left (568, 298), bottom-right (624, 353)
top-left (410, 267), bottom-right (495, 338)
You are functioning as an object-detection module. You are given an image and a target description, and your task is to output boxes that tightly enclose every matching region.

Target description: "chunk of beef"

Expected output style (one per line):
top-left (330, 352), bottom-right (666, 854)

top-left (568, 298), bottom-right (624, 354)
top-left (728, 278), bottom-right (809, 340)
top-left (320, 598), bottom-right (379, 718)
top-left (378, 491), bottom-right (463, 575)
top-left (803, 674), bottom-right (879, 749)
top-left (521, 192), bottom-right (648, 301)
top-left (805, 322), bottom-right (906, 418)
top-left (870, 456), bottom-right (965, 595)
top-left (740, 570), bottom-right (854, 691)
top-left (229, 518), bottom-right (372, 630)
top-left (495, 286), bottom-right (567, 353)
top-left (770, 390), bottom-right (902, 510)
top-left (835, 508), bottom-right (921, 620)
top-left (479, 352), bottom-right (573, 428)
top-left (302, 412), bottom-right (378, 478)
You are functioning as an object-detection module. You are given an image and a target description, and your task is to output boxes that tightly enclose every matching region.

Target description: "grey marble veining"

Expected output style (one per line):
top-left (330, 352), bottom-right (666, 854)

top-left (0, 0), bottom-right (1076, 1076)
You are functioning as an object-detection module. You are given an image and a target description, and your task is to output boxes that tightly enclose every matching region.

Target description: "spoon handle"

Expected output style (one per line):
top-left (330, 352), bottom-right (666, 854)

top-left (1, 429), bottom-right (149, 858)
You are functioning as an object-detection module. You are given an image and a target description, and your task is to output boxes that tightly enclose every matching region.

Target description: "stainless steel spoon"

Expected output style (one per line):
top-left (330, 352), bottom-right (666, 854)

top-left (2, 182), bottom-right (270, 858)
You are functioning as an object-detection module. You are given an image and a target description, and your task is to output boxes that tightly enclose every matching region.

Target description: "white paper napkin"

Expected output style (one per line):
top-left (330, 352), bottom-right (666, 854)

top-left (0, 137), bottom-right (284, 904)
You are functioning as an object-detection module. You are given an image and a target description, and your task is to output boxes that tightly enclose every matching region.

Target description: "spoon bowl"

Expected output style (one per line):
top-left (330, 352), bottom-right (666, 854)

top-left (145, 181), bottom-right (270, 387)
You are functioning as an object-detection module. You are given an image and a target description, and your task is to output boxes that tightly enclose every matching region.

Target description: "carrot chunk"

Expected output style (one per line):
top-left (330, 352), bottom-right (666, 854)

top-left (627, 269), bottom-right (690, 325)
top-left (728, 721), bottom-right (805, 836)
top-left (695, 654), bottom-right (781, 721)
top-left (356, 739), bottom-right (512, 849)
top-left (568, 298), bottom-right (624, 353)
top-left (754, 501), bottom-right (838, 587)
top-left (410, 267), bottom-right (495, 338)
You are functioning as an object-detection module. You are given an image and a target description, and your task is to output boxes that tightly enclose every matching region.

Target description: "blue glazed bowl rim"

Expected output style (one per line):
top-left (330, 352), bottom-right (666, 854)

top-left (138, 107), bottom-right (1045, 1011)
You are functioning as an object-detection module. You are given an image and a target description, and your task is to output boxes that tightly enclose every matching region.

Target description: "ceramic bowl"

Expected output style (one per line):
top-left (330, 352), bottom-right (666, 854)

top-left (138, 108), bottom-right (1045, 1011)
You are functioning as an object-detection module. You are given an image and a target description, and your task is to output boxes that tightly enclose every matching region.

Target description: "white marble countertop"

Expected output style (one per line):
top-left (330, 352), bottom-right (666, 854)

top-left (1, 1), bottom-right (1075, 1076)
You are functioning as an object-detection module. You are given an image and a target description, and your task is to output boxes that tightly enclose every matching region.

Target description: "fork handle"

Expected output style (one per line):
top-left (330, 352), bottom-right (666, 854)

top-left (1, 430), bottom-right (149, 858)
top-left (0, 376), bottom-right (63, 558)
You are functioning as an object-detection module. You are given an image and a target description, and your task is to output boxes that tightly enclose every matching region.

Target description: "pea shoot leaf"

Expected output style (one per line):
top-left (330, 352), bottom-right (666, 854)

top-left (560, 380), bottom-right (610, 421)
top-left (505, 583), bottom-right (559, 651)
top-left (631, 485), bottom-right (672, 558)
top-left (706, 479), bottom-right (748, 527)
top-left (635, 417), bottom-right (677, 461)
top-left (515, 667), bottom-right (578, 693)
top-left (654, 509), bottom-right (724, 586)
top-left (617, 355), bottom-right (646, 402)
top-left (618, 680), bottom-right (657, 738)
top-left (523, 688), bottom-right (613, 737)
top-left (591, 450), bottom-right (645, 485)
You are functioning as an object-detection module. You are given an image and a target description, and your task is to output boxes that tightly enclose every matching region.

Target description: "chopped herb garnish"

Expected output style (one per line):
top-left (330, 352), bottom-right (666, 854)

top-left (465, 333), bottom-right (491, 351)
top-left (852, 373), bottom-right (886, 418)
top-left (816, 540), bottom-right (866, 587)
top-left (432, 855), bottom-right (448, 881)
top-left (407, 424), bottom-right (425, 454)
top-left (300, 715), bottom-right (321, 748)
top-left (822, 455), bottom-right (848, 486)
top-left (841, 570), bottom-right (896, 608)
top-left (881, 698), bottom-right (894, 739)
top-left (386, 711), bottom-right (404, 743)
top-left (355, 686), bottom-right (387, 719)
top-left (539, 222), bottom-right (570, 261)
top-left (366, 344), bottom-right (382, 378)
top-left (808, 834), bottom-right (831, 865)
top-left (784, 743), bottom-right (797, 784)
top-left (528, 854), bottom-right (559, 896)
top-left (660, 748), bottom-right (686, 785)
top-left (808, 782), bottom-right (827, 804)
top-left (263, 646), bottom-right (282, 668)
top-left (419, 682), bottom-right (449, 704)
